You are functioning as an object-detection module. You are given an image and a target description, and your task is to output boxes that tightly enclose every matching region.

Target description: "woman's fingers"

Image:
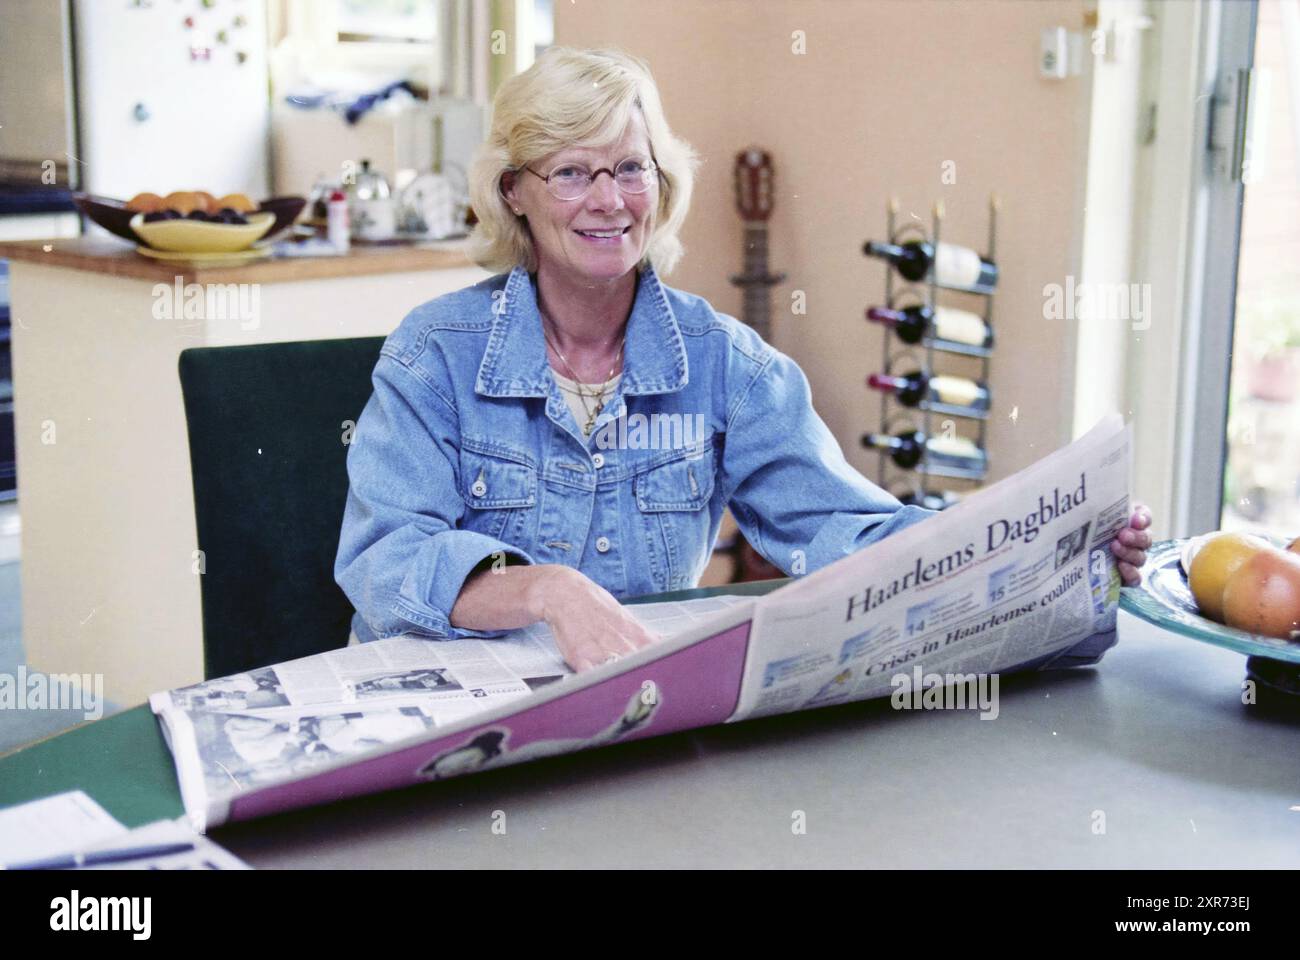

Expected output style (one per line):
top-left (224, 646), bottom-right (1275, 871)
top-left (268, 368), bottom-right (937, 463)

top-left (626, 623), bottom-right (659, 650)
top-left (554, 612), bottom-right (661, 673)
top-left (1117, 532), bottom-right (1151, 554)
top-left (571, 644), bottom-right (618, 673)
top-left (598, 624), bottom-right (659, 663)
top-left (1111, 502), bottom-right (1153, 585)
top-left (1111, 538), bottom-right (1145, 565)
top-left (1117, 525), bottom-right (1152, 549)
top-left (612, 631), bottom-right (642, 655)
top-left (1111, 538), bottom-right (1147, 587)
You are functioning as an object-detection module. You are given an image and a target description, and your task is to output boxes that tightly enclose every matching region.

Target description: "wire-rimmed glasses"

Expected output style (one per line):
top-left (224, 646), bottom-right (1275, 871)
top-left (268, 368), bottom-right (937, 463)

top-left (522, 155), bottom-right (660, 201)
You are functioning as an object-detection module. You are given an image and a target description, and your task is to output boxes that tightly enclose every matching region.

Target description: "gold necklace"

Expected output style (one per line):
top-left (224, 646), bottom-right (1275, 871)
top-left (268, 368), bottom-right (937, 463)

top-left (541, 320), bottom-right (625, 437)
top-left (555, 376), bottom-right (620, 437)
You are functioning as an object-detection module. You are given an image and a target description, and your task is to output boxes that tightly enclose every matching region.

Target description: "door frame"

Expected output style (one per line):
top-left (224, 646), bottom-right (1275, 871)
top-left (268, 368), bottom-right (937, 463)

top-left (1128, 0), bottom-right (1257, 538)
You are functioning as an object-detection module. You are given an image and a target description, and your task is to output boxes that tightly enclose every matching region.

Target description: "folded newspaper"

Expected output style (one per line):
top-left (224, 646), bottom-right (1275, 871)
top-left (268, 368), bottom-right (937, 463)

top-left (152, 414), bottom-right (1132, 831)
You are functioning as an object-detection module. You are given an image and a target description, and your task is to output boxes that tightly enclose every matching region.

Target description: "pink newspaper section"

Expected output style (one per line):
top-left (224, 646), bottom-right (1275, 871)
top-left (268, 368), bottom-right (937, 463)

top-left (226, 621), bottom-right (752, 824)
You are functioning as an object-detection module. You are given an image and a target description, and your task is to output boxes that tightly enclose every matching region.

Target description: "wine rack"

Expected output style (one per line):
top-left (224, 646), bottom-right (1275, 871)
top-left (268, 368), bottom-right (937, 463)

top-left (866, 195), bottom-right (999, 502)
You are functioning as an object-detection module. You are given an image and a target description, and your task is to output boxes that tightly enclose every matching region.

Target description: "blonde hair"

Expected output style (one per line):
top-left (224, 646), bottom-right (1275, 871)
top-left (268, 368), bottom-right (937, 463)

top-left (466, 47), bottom-right (699, 276)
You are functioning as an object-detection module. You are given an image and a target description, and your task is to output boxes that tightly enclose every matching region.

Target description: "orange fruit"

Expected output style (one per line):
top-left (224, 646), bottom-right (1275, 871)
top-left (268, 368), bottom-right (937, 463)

top-left (216, 193), bottom-right (257, 213)
top-left (126, 192), bottom-right (165, 213)
top-left (1222, 548), bottom-right (1300, 640)
top-left (163, 191), bottom-right (202, 215)
top-left (1188, 532), bottom-right (1268, 623)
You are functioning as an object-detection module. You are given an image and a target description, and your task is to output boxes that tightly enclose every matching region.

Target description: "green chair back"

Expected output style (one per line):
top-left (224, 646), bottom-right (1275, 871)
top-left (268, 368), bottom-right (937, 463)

top-left (178, 337), bottom-right (383, 679)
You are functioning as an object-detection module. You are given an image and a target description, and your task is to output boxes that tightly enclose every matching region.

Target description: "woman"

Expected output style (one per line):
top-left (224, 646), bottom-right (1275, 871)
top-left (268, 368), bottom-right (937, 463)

top-left (334, 47), bottom-right (1152, 672)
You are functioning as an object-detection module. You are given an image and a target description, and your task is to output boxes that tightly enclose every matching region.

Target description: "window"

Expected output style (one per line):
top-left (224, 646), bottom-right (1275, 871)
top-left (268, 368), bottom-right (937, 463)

top-left (335, 0), bottom-right (440, 45)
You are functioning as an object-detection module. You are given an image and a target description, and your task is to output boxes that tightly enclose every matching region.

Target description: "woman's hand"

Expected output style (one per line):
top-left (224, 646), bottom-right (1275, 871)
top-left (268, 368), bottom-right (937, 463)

top-left (529, 566), bottom-right (660, 672)
top-left (1111, 502), bottom-right (1153, 586)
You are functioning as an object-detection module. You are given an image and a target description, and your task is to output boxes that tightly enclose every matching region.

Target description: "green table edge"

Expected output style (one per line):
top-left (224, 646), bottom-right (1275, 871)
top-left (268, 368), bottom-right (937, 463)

top-left (0, 705), bottom-right (184, 827)
top-left (0, 582), bottom-right (788, 828)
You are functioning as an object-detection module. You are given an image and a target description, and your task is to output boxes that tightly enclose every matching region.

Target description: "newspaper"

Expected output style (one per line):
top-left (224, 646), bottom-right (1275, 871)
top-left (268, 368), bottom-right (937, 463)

top-left (734, 412), bottom-right (1130, 720)
top-left (152, 414), bottom-right (1130, 831)
top-left (149, 595), bottom-right (752, 829)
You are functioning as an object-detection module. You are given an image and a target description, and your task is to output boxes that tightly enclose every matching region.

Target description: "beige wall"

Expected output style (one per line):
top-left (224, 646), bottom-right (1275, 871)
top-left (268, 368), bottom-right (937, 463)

top-left (555, 0), bottom-right (1091, 490)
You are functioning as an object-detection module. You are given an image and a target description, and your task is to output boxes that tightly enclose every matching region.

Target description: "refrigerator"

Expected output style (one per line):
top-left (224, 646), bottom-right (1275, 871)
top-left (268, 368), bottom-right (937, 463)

top-left (71, 0), bottom-right (271, 201)
top-left (0, 0), bottom-right (270, 205)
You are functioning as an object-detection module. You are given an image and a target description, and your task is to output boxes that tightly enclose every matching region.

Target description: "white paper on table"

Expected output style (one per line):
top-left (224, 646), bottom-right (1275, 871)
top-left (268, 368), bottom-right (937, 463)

top-left (0, 790), bottom-right (127, 865)
top-left (77, 818), bottom-right (252, 870)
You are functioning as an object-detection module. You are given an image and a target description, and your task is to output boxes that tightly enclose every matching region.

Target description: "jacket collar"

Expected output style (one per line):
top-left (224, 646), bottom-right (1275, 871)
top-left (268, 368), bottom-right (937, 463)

top-left (474, 263), bottom-right (689, 398)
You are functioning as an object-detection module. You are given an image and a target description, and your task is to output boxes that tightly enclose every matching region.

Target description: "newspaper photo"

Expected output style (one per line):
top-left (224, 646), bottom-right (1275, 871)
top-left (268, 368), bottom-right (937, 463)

top-left (150, 595), bottom-right (754, 830)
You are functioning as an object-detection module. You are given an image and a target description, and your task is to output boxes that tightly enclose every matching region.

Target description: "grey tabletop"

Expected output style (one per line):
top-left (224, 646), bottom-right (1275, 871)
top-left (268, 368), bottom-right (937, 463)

top-left (206, 611), bottom-right (1300, 868)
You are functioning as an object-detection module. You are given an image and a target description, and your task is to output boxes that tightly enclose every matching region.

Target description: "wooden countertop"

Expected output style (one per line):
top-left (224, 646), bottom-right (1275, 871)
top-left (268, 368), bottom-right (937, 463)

top-left (0, 234), bottom-right (474, 284)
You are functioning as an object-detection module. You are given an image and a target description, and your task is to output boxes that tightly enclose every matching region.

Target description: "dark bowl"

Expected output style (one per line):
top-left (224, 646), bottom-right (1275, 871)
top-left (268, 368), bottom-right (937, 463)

top-left (254, 196), bottom-right (308, 240)
top-left (73, 193), bottom-right (307, 246)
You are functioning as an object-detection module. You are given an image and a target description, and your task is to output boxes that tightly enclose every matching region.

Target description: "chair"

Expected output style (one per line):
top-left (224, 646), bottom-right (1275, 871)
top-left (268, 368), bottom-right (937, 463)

top-left (178, 336), bottom-right (383, 679)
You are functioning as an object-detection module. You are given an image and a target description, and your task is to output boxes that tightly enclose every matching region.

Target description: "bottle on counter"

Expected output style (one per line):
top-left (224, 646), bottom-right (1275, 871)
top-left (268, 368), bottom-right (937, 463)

top-left (327, 189), bottom-right (350, 253)
top-left (865, 304), bottom-right (993, 350)
top-left (867, 370), bottom-right (990, 414)
top-left (308, 173), bottom-right (332, 226)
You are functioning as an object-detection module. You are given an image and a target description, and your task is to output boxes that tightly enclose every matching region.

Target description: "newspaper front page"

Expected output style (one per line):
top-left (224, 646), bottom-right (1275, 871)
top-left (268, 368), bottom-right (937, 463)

top-left (731, 413), bottom-right (1130, 721)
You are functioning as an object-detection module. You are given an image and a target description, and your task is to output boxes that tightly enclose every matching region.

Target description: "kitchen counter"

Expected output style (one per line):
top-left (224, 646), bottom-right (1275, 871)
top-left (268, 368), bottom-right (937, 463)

top-left (0, 234), bottom-right (474, 284)
top-left (5, 233), bottom-right (489, 703)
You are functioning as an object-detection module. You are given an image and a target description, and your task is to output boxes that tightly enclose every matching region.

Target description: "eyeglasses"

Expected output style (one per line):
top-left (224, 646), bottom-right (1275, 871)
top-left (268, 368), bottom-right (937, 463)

top-left (523, 155), bottom-right (661, 201)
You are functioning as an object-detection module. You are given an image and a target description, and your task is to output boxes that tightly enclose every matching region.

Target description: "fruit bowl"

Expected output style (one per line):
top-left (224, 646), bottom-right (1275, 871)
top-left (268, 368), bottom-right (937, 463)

top-left (73, 193), bottom-right (305, 246)
top-left (1122, 538), bottom-right (1300, 663)
top-left (129, 211), bottom-right (276, 253)
top-left (1124, 537), bottom-right (1300, 710)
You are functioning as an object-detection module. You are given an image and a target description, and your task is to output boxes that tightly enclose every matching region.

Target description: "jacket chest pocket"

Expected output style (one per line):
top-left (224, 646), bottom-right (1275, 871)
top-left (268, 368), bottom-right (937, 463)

top-left (459, 440), bottom-right (538, 542)
top-left (634, 449), bottom-right (715, 590)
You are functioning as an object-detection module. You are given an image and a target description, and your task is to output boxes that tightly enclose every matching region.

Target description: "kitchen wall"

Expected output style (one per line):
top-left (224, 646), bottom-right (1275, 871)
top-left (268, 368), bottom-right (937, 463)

top-left (554, 0), bottom-right (1092, 490)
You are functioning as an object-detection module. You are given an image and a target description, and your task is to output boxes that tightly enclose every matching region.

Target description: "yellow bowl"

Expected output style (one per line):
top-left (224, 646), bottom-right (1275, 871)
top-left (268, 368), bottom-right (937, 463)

top-left (129, 211), bottom-right (276, 253)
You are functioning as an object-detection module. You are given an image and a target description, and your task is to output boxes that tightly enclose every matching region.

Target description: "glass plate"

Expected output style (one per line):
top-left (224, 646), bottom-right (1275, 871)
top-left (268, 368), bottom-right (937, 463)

top-left (1120, 538), bottom-right (1300, 663)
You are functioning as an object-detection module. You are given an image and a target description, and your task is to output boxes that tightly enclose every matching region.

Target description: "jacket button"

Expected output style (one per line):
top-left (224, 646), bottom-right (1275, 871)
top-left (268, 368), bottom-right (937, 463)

top-left (592, 453), bottom-right (605, 469)
top-left (471, 479), bottom-right (488, 497)
top-left (595, 536), bottom-right (611, 553)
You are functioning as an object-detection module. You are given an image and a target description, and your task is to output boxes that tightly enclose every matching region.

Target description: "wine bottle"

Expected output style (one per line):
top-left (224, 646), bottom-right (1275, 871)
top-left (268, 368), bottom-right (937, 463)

top-left (862, 239), bottom-right (998, 294)
top-left (867, 370), bottom-right (990, 412)
top-left (865, 304), bottom-right (993, 350)
top-left (862, 429), bottom-right (986, 472)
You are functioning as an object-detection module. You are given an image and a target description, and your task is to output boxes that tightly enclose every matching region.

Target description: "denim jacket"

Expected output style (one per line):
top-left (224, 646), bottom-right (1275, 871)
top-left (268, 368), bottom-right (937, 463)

top-left (335, 264), bottom-right (935, 642)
